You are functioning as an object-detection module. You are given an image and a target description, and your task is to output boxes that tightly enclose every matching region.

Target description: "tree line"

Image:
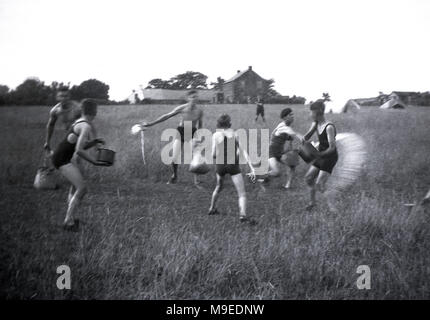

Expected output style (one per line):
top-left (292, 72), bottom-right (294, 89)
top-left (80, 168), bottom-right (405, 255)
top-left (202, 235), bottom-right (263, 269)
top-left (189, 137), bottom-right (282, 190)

top-left (0, 71), bottom-right (308, 105)
top-left (0, 78), bottom-right (111, 106)
top-left (145, 71), bottom-right (306, 104)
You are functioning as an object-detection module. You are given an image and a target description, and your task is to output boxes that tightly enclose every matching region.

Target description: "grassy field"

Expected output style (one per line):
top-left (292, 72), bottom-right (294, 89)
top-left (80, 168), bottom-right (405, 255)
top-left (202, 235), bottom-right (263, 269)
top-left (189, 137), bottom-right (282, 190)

top-left (1, 103), bottom-right (430, 299)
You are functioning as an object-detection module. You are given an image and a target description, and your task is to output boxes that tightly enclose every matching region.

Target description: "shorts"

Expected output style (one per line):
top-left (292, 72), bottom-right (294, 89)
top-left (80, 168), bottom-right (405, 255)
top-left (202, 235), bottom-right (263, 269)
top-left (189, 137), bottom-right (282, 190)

top-left (269, 144), bottom-right (283, 161)
top-left (216, 164), bottom-right (241, 176)
top-left (51, 141), bottom-right (75, 169)
top-left (177, 126), bottom-right (197, 143)
top-left (256, 107), bottom-right (264, 116)
top-left (313, 149), bottom-right (338, 174)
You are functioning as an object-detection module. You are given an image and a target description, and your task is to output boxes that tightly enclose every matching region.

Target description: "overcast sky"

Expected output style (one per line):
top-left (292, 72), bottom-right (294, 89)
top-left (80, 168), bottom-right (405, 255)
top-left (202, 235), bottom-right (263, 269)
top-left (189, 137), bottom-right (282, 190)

top-left (0, 0), bottom-right (429, 107)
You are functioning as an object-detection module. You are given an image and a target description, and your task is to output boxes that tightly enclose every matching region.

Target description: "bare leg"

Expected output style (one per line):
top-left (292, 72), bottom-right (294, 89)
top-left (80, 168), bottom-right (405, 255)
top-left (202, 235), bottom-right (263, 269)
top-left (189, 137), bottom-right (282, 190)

top-left (305, 166), bottom-right (320, 208)
top-left (68, 185), bottom-right (75, 204)
top-left (231, 173), bottom-right (247, 219)
top-left (316, 170), bottom-right (336, 211)
top-left (193, 174), bottom-right (203, 189)
top-left (268, 157), bottom-right (282, 177)
top-left (59, 163), bottom-right (87, 227)
top-left (190, 139), bottom-right (202, 187)
top-left (168, 138), bottom-right (182, 184)
top-left (315, 170), bottom-right (331, 194)
top-left (209, 174), bottom-right (224, 213)
top-left (421, 189), bottom-right (430, 205)
top-left (284, 166), bottom-right (295, 189)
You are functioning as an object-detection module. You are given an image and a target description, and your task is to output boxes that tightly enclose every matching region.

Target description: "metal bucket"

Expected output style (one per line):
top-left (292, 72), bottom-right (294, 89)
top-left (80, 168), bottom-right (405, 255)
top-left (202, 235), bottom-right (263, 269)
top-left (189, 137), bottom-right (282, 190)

top-left (97, 148), bottom-right (115, 166)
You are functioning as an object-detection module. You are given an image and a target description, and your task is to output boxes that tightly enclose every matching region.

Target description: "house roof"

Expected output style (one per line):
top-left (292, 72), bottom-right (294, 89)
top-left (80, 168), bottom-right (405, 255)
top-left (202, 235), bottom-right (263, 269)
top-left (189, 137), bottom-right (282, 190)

top-left (224, 66), bottom-right (267, 84)
top-left (380, 98), bottom-right (407, 109)
top-left (142, 88), bottom-right (215, 101)
top-left (391, 91), bottom-right (420, 96)
top-left (225, 70), bottom-right (248, 84)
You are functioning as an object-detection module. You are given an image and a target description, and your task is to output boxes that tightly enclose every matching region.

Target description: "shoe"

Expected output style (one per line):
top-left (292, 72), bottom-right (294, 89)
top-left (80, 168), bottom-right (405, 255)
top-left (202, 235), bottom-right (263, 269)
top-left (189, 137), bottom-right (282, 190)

top-left (305, 203), bottom-right (315, 211)
top-left (194, 181), bottom-right (204, 190)
top-left (63, 219), bottom-right (79, 232)
top-left (208, 208), bottom-right (220, 215)
top-left (283, 185), bottom-right (292, 190)
top-left (257, 176), bottom-right (270, 184)
top-left (166, 176), bottom-right (177, 184)
top-left (240, 216), bottom-right (257, 225)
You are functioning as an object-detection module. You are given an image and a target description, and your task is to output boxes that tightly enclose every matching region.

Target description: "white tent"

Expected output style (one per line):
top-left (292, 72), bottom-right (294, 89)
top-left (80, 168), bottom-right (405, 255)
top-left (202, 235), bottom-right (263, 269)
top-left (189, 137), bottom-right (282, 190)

top-left (380, 98), bottom-right (406, 109)
top-left (341, 99), bottom-right (361, 113)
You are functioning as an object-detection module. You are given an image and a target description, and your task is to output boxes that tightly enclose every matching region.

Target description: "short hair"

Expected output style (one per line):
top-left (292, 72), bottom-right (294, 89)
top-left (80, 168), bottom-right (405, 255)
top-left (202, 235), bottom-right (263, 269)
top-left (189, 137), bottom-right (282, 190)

top-left (310, 100), bottom-right (325, 114)
top-left (81, 99), bottom-right (98, 116)
top-left (280, 108), bottom-right (292, 118)
top-left (188, 90), bottom-right (197, 96)
top-left (217, 114), bottom-right (231, 129)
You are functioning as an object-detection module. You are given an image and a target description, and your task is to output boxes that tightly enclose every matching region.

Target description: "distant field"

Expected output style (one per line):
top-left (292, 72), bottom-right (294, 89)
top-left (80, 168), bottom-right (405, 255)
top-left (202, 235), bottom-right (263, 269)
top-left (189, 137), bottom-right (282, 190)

top-left (1, 104), bottom-right (430, 299)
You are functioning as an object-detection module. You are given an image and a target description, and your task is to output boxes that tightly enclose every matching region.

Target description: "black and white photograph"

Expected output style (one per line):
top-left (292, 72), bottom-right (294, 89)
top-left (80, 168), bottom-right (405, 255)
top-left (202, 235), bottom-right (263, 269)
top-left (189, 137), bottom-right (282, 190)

top-left (1, 0), bottom-right (430, 305)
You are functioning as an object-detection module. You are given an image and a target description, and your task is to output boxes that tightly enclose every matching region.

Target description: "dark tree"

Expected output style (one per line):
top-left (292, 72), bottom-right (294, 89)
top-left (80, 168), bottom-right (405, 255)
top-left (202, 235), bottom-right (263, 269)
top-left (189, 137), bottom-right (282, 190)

top-left (70, 79), bottom-right (110, 101)
top-left (210, 77), bottom-right (225, 90)
top-left (0, 84), bottom-right (10, 105)
top-left (145, 78), bottom-right (173, 89)
top-left (262, 79), bottom-right (280, 100)
top-left (0, 84), bottom-right (9, 95)
top-left (169, 71), bottom-right (208, 89)
top-left (9, 78), bottom-right (52, 105)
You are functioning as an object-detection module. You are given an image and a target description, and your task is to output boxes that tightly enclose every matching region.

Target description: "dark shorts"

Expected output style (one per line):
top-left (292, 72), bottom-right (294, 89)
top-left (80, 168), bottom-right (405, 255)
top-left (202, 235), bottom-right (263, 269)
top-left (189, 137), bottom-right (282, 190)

top-left (269, 144), bottom-right (283, 161)
top-left (51, 142), bottom-right (74, 169)
top-left (216, 164), bottom-right (241, 176)
top-left (256, 107), bottom-right (264, 116)
top-left (313, 149), bottom-right (338, 174)
top-left (177, 126), bottom-right (197, 143)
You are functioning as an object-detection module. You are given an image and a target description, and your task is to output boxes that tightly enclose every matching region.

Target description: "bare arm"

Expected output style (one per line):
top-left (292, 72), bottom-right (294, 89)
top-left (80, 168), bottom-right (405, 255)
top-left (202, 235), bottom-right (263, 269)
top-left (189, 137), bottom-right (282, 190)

top-left (236, 135), bottom-right (254, 172)
top-left (318, 125), bottom-right (336, 157)
top-left (143, 105), bottom-right (184, 127)
top-left (75, 124), bottom-right (101, 165)
top-left (84, 138), bottom-right (105, 150)
top-left (279, 126), bottom-right (304, 142)
top-left (303, 122), bottom-right (317, 141)
top-left (44, 108), bottom-right (58, 150)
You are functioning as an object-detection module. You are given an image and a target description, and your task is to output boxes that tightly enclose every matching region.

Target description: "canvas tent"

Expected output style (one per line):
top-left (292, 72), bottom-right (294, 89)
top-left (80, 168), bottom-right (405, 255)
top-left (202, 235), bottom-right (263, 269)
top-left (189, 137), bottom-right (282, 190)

top-left (341, 99), bottom-right (361, 113)
top-left (321, 99), bottom-right (360, 113)
top-left (379, 97), bottom-right (406, 109)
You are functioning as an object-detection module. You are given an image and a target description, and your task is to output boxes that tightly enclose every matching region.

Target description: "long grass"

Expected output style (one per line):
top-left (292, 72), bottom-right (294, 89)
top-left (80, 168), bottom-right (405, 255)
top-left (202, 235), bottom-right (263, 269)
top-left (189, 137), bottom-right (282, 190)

top-left (1, 104), bottom-right (429, 299)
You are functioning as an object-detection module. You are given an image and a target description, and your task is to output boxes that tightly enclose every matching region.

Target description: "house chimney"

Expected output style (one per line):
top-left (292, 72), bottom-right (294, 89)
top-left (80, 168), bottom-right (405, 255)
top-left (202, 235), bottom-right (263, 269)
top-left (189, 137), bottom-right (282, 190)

top-left (237, 70), bottom-right (241, 73)
top-left (248, 66), bottom-right (252, 71)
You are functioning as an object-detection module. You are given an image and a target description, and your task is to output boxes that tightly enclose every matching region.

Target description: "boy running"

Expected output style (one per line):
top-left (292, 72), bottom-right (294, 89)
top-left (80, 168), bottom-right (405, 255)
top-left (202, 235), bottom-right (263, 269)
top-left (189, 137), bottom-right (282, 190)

top-left (208, 114), bottom-right (256, 222)
top-left (267, 108), bottom-right (303, 189)
top-left (44, 87), bottom-right (81, 152)
top-left (141, 90), bottom-right (203, 187)
top-left (51, 99), bottom-right (107, 231)
top-left (302, 100), bottom-right (338, 209)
